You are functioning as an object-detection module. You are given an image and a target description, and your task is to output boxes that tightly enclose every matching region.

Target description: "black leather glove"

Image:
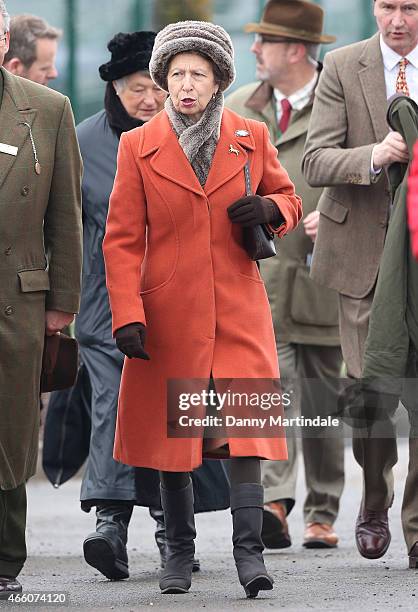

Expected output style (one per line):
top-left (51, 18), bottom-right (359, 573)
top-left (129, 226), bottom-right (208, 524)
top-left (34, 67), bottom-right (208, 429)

top-left (115, 322), bottom-right (150, 360)
top-left (227, 195), bottom-right (285, 228)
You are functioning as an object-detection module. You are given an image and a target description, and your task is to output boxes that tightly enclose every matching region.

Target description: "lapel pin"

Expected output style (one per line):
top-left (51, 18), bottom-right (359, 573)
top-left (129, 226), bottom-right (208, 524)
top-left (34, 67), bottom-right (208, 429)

top-left (229, 144), bottom-right (239, 156)
top-left (235, 130), bottom-right (249, 137)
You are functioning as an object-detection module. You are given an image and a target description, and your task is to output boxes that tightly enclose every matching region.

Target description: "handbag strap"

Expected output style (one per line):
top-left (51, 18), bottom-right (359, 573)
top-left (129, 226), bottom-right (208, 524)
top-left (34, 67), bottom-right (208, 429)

top-left (244, 162), bottom-right (252, 196)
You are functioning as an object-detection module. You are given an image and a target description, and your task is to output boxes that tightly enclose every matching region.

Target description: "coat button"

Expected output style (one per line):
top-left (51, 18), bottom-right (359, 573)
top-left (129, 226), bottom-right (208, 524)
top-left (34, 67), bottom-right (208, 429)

top-left (21, 186), bottom-right (30, 196)
top-left (4, 246), bottom-right (11, 256)
top-left (4, 305), bottom-right (13, 316)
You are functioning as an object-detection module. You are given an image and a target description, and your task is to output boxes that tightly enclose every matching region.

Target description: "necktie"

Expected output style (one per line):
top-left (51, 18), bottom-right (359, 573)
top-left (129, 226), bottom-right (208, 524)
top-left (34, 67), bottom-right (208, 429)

top-left (396, 57), bottom-right (410, 96)
top-left (279, 98), bottom-right (292, 134)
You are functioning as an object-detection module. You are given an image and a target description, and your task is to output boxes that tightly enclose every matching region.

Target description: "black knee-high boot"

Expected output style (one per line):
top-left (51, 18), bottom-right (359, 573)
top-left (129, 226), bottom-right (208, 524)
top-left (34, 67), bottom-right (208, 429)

top-left (149, 507), bottom-right (200, 572)
top-left (83, 502), bottom-right (133, 580)
top-left (231, 483), bottom-right (274, 598)
top-left (159, 481), bottom-right (196, 594)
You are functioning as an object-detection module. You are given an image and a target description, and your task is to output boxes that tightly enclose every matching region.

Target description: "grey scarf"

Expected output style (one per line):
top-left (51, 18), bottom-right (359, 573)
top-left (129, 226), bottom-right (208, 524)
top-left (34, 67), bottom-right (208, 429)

top-left (165, 91), bottom-right (224, 186)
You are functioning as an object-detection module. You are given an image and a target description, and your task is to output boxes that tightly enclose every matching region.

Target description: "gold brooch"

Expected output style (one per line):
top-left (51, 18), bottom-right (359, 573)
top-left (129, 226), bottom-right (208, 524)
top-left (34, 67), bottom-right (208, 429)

top-left (229, 144), bottom-right (239, 156)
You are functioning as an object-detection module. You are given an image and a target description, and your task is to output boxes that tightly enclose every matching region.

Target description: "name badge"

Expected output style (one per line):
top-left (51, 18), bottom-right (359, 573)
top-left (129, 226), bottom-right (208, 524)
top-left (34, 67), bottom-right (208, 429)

top-left (0, 143), bottom-right (18, 156)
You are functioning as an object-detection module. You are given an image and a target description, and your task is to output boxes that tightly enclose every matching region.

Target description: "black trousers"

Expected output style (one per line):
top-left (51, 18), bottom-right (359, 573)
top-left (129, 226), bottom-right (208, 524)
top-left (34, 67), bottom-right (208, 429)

top-left (0, 484), bottom-right (27, 577)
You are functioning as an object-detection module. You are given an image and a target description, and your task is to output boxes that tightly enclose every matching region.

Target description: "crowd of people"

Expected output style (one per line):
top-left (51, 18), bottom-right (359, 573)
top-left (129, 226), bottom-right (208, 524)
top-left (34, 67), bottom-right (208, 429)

top-left (0, 0), bottom-right (418, 601)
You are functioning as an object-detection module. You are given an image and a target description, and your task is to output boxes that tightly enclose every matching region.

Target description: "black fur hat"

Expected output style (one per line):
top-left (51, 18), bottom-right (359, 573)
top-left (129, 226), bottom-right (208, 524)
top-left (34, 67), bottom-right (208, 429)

top-left (99, 31), bottom-right (156, 81)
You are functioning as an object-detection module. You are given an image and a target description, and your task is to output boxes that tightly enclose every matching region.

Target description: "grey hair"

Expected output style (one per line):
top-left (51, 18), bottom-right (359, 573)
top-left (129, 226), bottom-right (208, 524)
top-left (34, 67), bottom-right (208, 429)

top-left (113, 76), bottom-right (128, 94)
top-left (304, 42), bottom-right (321, 66)
top-left (113, 70), bottom-right (152, 93)
top-left (4, 14), bottom-right (62, 67)
top-left (0, 0), bottom-right (10, 32)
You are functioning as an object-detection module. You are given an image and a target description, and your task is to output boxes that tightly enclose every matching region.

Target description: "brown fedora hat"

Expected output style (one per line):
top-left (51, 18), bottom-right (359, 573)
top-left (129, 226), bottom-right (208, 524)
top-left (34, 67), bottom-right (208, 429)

top-left (245, 0), bottom-right (336, 45)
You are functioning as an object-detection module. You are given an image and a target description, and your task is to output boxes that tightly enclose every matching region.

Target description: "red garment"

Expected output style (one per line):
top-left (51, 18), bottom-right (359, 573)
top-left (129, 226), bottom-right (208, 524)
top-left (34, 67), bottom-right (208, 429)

top-left (103, 108), bottom-right (302, 471)
top-left (407, 141), bottom-right (418, 260)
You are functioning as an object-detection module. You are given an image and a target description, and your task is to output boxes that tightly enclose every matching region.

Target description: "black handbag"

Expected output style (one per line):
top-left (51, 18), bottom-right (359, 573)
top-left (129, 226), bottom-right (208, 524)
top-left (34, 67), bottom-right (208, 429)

top-left (242, 162), bottom-right (277, 261)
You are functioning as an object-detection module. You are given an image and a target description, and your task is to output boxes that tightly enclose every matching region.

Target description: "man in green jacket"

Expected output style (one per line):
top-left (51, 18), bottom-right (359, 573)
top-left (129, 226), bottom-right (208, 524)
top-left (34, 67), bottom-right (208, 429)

top-left (0, 0), bottom-right (82, 598)
top-left (226, 0), bottom-right (344, 549)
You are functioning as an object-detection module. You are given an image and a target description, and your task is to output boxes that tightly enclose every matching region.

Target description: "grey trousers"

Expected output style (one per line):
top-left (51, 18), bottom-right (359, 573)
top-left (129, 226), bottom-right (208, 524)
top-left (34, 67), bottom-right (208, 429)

top-left (80, 341), bottom-right (136, 506)
top-left (339, 292), bottom-right (418, 551)
top-left (0, 484), bottom-right (26, 577)
top-left (262, 342), bottom-right (344, 525)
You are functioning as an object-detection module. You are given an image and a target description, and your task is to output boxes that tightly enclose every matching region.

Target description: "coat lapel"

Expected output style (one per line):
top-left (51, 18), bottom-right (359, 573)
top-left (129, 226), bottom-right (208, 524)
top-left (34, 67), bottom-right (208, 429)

top-left (0, 69), bottom-right (37, 190)
top-left (358, 33), bottom-right (389, 142)
top-left (145, 112), bottom-right (204, 196)
top-left (245, 82), bottom-right (278, 144)
top-left (142, 109), bottom-right (257, 198)
top-left (204, 110), bottom-right (256, 197)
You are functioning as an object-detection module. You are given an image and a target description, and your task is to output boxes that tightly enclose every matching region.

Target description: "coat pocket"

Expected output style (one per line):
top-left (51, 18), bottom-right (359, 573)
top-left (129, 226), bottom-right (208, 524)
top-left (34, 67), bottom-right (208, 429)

top-left (318, 193), bottom-right (349, 224)
top-left (18, 269), bottom-right (50, 292)
top-left (290, 265), bottom-right (339, 327)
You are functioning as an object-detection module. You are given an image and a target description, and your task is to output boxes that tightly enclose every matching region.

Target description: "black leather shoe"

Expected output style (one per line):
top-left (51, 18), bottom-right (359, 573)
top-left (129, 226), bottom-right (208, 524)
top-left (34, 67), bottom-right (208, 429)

top-left (355, 506), bottom-right (391, 559)
top-left (0, 576), bottom-right (22, 600)
top-left (83, 502), bottom-right (133, 580)
top-left (409, 542), bottom-right (418, 569)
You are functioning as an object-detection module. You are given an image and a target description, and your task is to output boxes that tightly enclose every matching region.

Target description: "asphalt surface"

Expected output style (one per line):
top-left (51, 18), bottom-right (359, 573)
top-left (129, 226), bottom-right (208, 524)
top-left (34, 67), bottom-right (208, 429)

top-left (6, 440), bottom-right (417, 611)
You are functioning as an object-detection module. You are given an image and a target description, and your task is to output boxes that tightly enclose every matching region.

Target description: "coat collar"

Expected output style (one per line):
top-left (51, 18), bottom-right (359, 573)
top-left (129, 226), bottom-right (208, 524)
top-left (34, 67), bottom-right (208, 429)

top-left (358, 33), bottom-right (389, 142)
top-left (139, 108), bottom-right (256, 197)
top-left (0, 68), bottom-right (38, 190)
top-left (243, 70), bottom-right (321, 146)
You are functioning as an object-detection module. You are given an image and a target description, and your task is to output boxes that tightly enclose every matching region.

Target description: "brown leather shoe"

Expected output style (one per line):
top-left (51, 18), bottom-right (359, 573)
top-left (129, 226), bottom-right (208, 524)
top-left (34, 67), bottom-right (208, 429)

top-left (303, 523), bottom-right (338, 548)
top-left (0, 576), bottom-right (22, 600)
top-left (409, 542), bottom-right (418, 569)
top-left (261, 501), bottom-right (291, 549)
top-left (355, 506), bottom-right (391, 559)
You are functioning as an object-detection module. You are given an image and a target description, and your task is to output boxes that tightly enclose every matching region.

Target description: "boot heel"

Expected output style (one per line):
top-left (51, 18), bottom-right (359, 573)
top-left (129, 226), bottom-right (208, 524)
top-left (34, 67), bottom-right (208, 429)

top-left (244, 574), bottom-right (274, 598)
top-left (231, 483), bottom-right (274, 599)
top-left (83, 535), bottom-right (129, 580)
top-left (409, 555), bottom-right (418, 569)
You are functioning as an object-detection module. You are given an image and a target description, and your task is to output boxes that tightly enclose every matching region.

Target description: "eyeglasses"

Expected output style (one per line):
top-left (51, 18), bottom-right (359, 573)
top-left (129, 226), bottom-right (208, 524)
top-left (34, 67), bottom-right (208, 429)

top-left (0, 32), bottom-right (7, 44)
top-left (254, 33), bottom-right (296, 45)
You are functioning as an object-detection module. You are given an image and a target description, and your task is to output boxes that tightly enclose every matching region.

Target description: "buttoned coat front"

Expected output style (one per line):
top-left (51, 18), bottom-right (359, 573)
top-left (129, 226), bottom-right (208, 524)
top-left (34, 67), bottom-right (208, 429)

top-left (0, 68), bottom-right (82, 490)
top-left (103, 108), bottom-right (302, 472)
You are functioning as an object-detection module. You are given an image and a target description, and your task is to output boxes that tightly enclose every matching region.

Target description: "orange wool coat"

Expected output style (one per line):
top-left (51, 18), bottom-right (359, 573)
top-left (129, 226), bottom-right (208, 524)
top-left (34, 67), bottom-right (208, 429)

top-left (103, 108), bottom-right (302, 471)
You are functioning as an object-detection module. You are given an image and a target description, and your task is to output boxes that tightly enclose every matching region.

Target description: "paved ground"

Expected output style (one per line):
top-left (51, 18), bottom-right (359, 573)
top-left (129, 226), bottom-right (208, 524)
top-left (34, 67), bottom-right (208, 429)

top-left (7, 440), bottom-right (416, 611)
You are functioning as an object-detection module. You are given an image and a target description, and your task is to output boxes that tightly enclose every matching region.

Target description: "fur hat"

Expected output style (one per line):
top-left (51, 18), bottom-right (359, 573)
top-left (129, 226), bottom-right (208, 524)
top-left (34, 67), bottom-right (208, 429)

top-left (149, 21), bottom-right (235, 93)
top-left (99, 31), bottom-right (156, 82)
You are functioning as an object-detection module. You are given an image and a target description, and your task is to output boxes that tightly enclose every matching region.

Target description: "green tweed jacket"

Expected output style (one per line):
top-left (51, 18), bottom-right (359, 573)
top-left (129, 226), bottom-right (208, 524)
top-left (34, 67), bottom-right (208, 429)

top-left (0, 67), bottom-right (82, 490)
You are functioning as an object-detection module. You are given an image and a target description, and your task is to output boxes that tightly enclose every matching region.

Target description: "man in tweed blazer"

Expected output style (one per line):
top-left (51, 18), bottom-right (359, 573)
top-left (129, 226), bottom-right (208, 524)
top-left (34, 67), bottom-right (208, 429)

top-left (303, 0), bottom-right (418, 565)
top-left (0, 1), bottom-right (82, 597)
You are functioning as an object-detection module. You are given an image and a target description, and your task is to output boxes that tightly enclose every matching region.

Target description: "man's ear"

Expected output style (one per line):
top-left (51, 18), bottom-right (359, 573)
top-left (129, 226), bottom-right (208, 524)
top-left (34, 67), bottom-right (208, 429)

top-left (3, 56), bottom-right (25, 76)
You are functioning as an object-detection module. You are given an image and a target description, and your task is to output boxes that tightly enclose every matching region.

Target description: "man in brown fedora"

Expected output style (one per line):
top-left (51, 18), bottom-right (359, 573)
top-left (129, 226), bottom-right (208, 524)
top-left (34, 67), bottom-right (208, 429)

top-left (226, 0), bottom-right (344, 551)
top-left (303, 0), bottom-right (418, 566)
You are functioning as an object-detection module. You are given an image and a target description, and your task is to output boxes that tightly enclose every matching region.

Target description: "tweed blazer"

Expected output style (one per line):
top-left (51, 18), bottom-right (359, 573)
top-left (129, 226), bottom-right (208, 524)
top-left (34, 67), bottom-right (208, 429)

top-left (303, 33), bottom-right (392, 299)
top-left (0, 68), bottom-right (82, 489)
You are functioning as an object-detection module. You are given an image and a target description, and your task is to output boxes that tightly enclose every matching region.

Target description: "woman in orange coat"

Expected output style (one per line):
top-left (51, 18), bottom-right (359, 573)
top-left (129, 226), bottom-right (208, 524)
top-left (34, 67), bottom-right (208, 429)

top-left (103, 21), bottom-right (302, 598)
